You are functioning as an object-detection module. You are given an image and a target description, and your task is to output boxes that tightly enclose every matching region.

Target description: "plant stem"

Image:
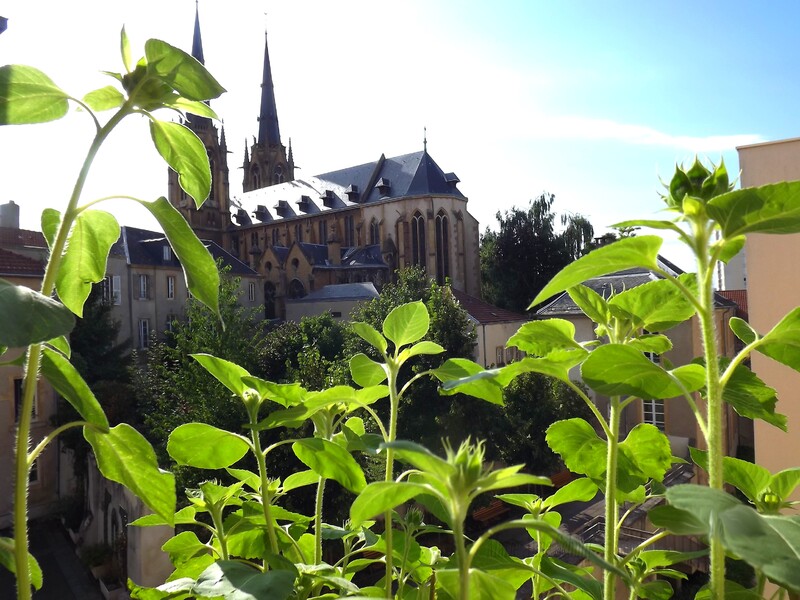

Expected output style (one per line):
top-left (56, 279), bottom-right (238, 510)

top-left (250, 428), bottom-right (280, 556)
top-left (452, 517), bottom-right (470, 600)
top-left (382, 358), bottom-right (401, 599)
top-left (13, 103), bottom-right (130, 600)
top-left (313, 476), bottom-right (326, 565)
top-left (603, 396), bottom-right (621, 600)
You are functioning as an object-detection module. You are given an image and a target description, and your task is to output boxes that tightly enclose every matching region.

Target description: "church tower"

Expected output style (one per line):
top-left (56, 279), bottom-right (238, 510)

top-left (168, 2), bottom-right (231, 245)
top-left (242, 29), bottom-right (294, 192)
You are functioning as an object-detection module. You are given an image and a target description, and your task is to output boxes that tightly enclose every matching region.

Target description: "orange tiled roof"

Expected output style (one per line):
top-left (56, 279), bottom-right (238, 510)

top-left (451, 288), bottom-right (529, 325)
top-left (0, 247), bottom-right (45, 277)
top-left (0, 227), bottom-right (47, 249)
top-left (717, 289), bottom-right (748, 321)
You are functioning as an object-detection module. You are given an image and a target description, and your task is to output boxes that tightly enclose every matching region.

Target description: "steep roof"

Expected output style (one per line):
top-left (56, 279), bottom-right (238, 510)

top-left (451, 289), bottom-right (529, 325)
top-left (717, 289), bottom-right (748, 321)
top-left (537, 256), bottom-right (737, 317)
top-left (111, 226), bottom-right (258, 276)
top-left (290, 282), bottom-right (379, 303)
top-left (257, 31), bottom-right (281, 147)
top-left (0, 247), bottom-right (45, 277)
top-left (234, 150), bottom-right (464, 227)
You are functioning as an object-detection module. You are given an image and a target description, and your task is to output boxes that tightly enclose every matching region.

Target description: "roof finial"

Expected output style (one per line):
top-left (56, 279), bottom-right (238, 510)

top-left (423, 126), bottom-right (427, 153)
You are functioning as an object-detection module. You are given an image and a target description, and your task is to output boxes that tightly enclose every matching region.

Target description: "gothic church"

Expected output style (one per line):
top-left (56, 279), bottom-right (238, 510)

top-left (169, 7), bottom-right (480, 319)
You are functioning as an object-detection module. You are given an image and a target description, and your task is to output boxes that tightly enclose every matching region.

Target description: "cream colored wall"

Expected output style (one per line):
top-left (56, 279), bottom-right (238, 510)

top-left (474, 320), bottom-right (527, 368)
top-left (285, 299), bottom-right (368, 323)
top-left (738, 138), bottom-right (800, 500)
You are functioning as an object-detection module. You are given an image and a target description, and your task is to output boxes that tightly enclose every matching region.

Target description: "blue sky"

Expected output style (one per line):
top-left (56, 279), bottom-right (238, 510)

top-left (2, 1), bottom-right (797, 270)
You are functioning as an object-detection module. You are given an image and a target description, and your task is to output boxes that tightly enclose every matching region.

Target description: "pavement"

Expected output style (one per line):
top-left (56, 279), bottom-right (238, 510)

top-left (0, 518), bottom-right (103, 600)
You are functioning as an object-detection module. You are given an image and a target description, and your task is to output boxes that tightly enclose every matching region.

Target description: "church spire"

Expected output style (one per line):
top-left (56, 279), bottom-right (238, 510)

top-left (257, 28), bottom-right (281, 147)
top-left (191, 1), bottom-right (205, 64)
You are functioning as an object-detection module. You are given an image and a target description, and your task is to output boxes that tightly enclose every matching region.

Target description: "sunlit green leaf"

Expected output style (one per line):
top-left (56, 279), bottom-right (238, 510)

top-left (351, 321), bottom-right (387, 354)
top-left (162, 96), bottom-right (219, 119)
top-left (542, 478), bottom-right (599, 509)
top-left (86, 424), bottom-right (176, 526)
top-left (145, 39), bottom-right (226, 101)
top-left (0, 278), bottom-right (74, 347)
top-left (546, 419), bottom-right (606, 481)
top-left (715, 235), bottom-right (746, 264)
top-left (41, 208), bottom-right (60, 249)
top-left (722, 362), bottom-right (786, 430)
top-left (41, 346), bottom-right (108, 430)
top-left (349, 353), bottom-right (387, 387)
top-left (241, 377), bottom-right (305, 407)
top-left (609, 274), bottom-right (697, 332)
top-left (730, 317), bottom-right (757, 345)
top-left (470, 539), bottom-right (533, 592)
top-left (707, 181), bottom-right (800, 237)
top-left (540, 556), bottom-right (601, 600)
top-left (694, 580), bottom-right (760, 600)
top-left (45, 335), bottom-right (70, 357)
top-left (162, 531), bottom-right (207, 565)
top-left (168, 423), bottom-right (250, 469)
top-left (350, 481), bottom-right (429, 527)
top-left (438, 568), bottom-right (518, 600)
top-left (293, 438), bottom-right (366, 493)
top-left (83, 85), bottom-right (124, 111)
top-left (691, 448), bottom-right (770, 505)
top-left (137, 197), bottom-right (219, 319)
top-left (0, 64), bottom-right (69, 124)
top-left (435, 358), bottom-right (505, 405)
top-left (192, 561), bottom-right (294, 600)
top-left (191, 353), bottom-right (250, 397)
top-left (617, 424), bottom-right (673, 491)
top-left (627, 334), bottom-right (672, 356)
top-left (283, 470), bottom-right (318, 492)
top-left (130, 506), bottom-right (196, 527)
top-left (507, 319), bottom-right (582, 356)
top-left (531, 236), bottom-right (663, 307)
top-left (120, 26), bottom-right (133, 73)
top-left (383, 440), bottom-right (454, 480)
top-left (648, 505), bottom-right (708, 536)
top-left (149, 120), bottom-right (210, 208)
top-left (399, 340), bottom-right (445, 362)
top-left (0, 537), bottom-right (43, 590)
top-left (568, 284), bottom-right (610, 326)
top-left (383, 301), bottom-right (429, 349)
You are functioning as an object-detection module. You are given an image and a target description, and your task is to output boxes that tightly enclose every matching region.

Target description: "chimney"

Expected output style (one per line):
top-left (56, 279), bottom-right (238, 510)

top-left (0, 200), bottom-right (20, 229)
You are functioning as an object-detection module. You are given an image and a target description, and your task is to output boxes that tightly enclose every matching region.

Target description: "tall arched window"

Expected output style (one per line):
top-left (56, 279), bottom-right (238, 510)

top-left (411, 211), bottom-right (426, 268)
top-left (294, 223), bottom-right (303, 243)
top-left (252, 165), bottom-right (261, 189)
top-left (288, 278), bottom-right (306, 299)
top-left (344, 214), bottom-right (355, 246)
top-left (272, 228), bottom-right (280, 247)
top-left (435, 211), bottom-right (450, 284)
top-left (369, 219), bottom-right (380, 245)
top-left (273, 165), bottom-right (284, 185)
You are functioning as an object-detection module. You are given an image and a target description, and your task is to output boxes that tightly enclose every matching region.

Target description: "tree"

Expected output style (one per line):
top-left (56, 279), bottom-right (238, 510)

top-left (480, 192), bottom-right (594, 312)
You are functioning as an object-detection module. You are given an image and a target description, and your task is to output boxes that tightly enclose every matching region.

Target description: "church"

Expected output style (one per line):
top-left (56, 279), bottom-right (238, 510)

top-left (169, 6), bottom-right (481, 320)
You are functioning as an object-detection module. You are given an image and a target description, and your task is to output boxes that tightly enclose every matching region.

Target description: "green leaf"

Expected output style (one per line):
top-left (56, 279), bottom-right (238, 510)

top-left (540, 556), bottom-right (601, 600)
top-left (40, 346), bottom-right (109, 430)
top-left (546, 419), bottom-right (607, 481)
top-left (648, 505), bottom-right (708, 536)
top-left (617, 424), bottom-right (673, 491)
top-left (707, 181), bottom-right (800, 237)
top-left (0, 278), bottom-right (74, 347)
top-left (469, 539), bottom-right (533, 592)
top-left (715, 235), bottom-right (746, 264)
top-left (665, 484), bottom-right (742, 527)
top-left (120, 26), bottom-right (133, 73)
top-left (383, 301), bottom-right (429, 349)
top-left (627, 334), bottom-right (673, 355)
top-left (769, 468), bottom-right (800, 502)
top-left (162, 531), bottom-right (207, 565)
top-left (637, 580), bottom-right (674, 600)
top-left (582, 344), bottom-right (699, 400)
top-left (0, 537), bottom-right (43, 590)
top-left (542, 478), bottom-right (599, 509)
top-left (145, 39), bottom-right (226, 101)
top-left (191, 353), bottom-right (251, 397)
top-left (437, 568), bottom-right (518, 600)
top-left (609, 274), bottom-right (697, 332)
top-left (168, 423), bottom-right (250, 469)
top-left (349, 353), bottom-right (387, 387)
top-left (130, 506), bottom-right (196, 527)
top-left (283, 470), bottom-right (318, 492)
top-left (0, 64), bottom-right (69, 124)
top-left (568, 284), bottom-right (610, 326)
top-left (41, 208), bottom-right (60, 249)
top-left (351, 321), bottom-right (387, 354)
top-left (531, 236), bottom-right (663, 307)
top-left (241, 377), bottom-right (305, 407)
top-left (614, 219), bottom-right (687, 236)
top-left (730, 317), bottom-right (757, 345)
top-left (86, 424), bottom-right (176, 526)
top-left (690, 448), bottom-right (769, 505)
top-left (383, 440), bottom-right (454, 480)
top-left (507, 319), bottom-right (582, 356)
top-left (82, 85), bottom-right (124, 112)
top-left (137, 196), bottom-right (220, 318)
top-left (162, 96), bottom-right (219, 119)
top-left (45, 335), bottom-right (70, 357)
top-left (755, 306), bottom-right (800, 373)
top-left (55, 209), bottom-right (119, 316)
top-left (226, 468), bottom-right (261, 491)
top-left (292, 438), bottom-right (366, 493)
top-left (399, 340), bottom-right (445, 362)
top-left (192, 561), bottom-right (294, 600)
top-left (350, 481), bottom-right (429, 527)
top-left (694, 580), bottom-right (761, 600)
top-left (722, 362), bottom-right (786, 430)
top-left (149, 120), bottom-right (210, 208)
top-left (435, 358), bottom-right (505, 405)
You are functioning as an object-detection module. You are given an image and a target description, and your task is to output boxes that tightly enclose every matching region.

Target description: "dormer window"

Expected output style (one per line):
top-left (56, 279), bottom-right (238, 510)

top-left (274, 200), bottom-right (289, 217)
top-left (376, 177), bottom-right (391, 196)
top-left (162, 246), bottom-right (172, 261)
top-left (320, 190), bottom-right (336, 208)
top-left (235, 208), bottom-right (252, 226)
top-left (345, 184), bottom-right (359, 203)
top-left (253, 205), bottom-right (271, 222)
top-left (296, 195), bottom-right (311, 213)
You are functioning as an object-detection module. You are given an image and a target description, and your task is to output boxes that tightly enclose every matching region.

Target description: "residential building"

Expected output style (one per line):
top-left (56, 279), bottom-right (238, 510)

top-left (737, 136), bottom-right (800, 501)
top-left (535, 257), bottom-right (745, 459)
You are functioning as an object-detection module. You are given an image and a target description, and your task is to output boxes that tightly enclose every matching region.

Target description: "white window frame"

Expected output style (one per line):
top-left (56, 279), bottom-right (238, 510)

top-left (138, 318), bottom-right (150, 349)
top-left (162, 246), bottom-right (172, 261)
top-left (642, 399), bottom-right (665, 431)
top-left (137, 274), bottom-right (149, 300)
top-left (167, 275), bottom-right (176, 300)
top-left (248, 282), bottom-right (256, 302)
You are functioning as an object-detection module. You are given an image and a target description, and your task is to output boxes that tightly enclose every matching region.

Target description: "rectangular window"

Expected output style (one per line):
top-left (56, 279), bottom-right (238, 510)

top-left (14, 378), bottom-right (37, 422)
top-left (642, 399), bottom-right (665, 431)
top-left (137, 274), bottom-right (150, 300)
top-left (167, 275), bottom-right (175, 300)
top-left (318, 220), bottom-right (328, 244)
top-left (138, 318), bottom-right (150, 349)
top-left (505, 347), bottom-right (515, 364)
top-left (102, 275), bottom-right (121, 305)
top-left (495, 346), bottom-right (504, 367)
top-left (166, 314), bottom-right (178, 332)
top-left (248, 282), bottom-right (256, 302)
top-left (162, 246), bottom-right (172, 261)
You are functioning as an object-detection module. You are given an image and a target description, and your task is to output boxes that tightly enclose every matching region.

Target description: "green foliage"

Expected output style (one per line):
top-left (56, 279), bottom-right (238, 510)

top-left (480, 192), bottom-right (595, 311)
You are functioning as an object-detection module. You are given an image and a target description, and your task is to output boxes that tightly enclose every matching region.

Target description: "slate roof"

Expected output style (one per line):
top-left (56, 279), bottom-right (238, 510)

top-left (537, 255), bottom-right (737, 317)
top-left (451, 289), bottom-right (529, 325)
top-left (0, 247), bottom-right (45, 277)
top-left (233, 150), bottom-right (464, 227)
top-left (112, 226), bottom-right (258, 276)
top-left (290, 282), bottom-right (379, 303)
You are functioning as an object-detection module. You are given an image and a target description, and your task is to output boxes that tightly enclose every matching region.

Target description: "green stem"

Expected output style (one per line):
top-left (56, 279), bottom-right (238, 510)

top-left (603, 396), bottom-right (621, 600)
top-left (314, 476), bottom-right (326, 565)
top-left (13, 102), bottom-right (132, 600)
top-left (383, 358), bottom-right (400, 599)
top-left (251, 428), bottom-right (280, 556)
top-left (28, 421), bottom-right (93, 464)
top-left (452, 516), bottom-right (470, 600)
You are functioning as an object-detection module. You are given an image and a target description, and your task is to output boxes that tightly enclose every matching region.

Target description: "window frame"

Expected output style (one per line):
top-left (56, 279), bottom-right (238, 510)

top-left (137, 274), bottom-right (150, 300)
top-left (138, 318), bottom-right (150, 349)
top-left (167, 275), bottom-right (175, 300)
top-left (642, 398), bottom-right (665, 431)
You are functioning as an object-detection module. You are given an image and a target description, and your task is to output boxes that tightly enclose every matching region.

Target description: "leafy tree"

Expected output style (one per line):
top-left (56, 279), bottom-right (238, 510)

top-left (480, 192), bottom-right (594, 312)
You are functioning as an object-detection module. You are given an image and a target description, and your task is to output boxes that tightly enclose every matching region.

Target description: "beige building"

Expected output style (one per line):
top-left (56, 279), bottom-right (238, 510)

top-left (536, 257), bottom-right (744, 459)
top-left (738, 137), bottom-right (800, 498)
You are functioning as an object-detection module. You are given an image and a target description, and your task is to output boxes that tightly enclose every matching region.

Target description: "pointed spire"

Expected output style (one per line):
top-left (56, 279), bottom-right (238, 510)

top-left (243, 139), bottom-right (249, 167)
top-left (257, 27), bottom-right (282, 147)
top-left (288, 137), bottom-right (294, 169)
top-left (423, 126), bottom-right (428, 153)
top-left (220, 123), bottom-right (227, 152)
top-left (191, 1), bottom-right (205, 64)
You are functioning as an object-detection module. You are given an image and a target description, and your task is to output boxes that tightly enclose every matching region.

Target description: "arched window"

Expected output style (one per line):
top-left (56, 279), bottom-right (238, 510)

top-left (273, 165), bottom-right (284, 185)
top-left (252, 165), bottom-right (261, 189)
top-left (318, 220), bottom-right (328, 244)
top-left (288, 278), bottom-right (306, 299)
top-left (344, 214), bottom-right (355, 246)
top-left (435, 211), bottom-right (450, 284)
top-left (294, 222), bottom-right (303, 243)
top-left (264, 282), bottom-right (276, 319)
top-left (369, 219), bottom-right (380, 245)
top-left (411, 211), bottom-right (426, 268)
top-left (272, 228), bottom-right (280, 247)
